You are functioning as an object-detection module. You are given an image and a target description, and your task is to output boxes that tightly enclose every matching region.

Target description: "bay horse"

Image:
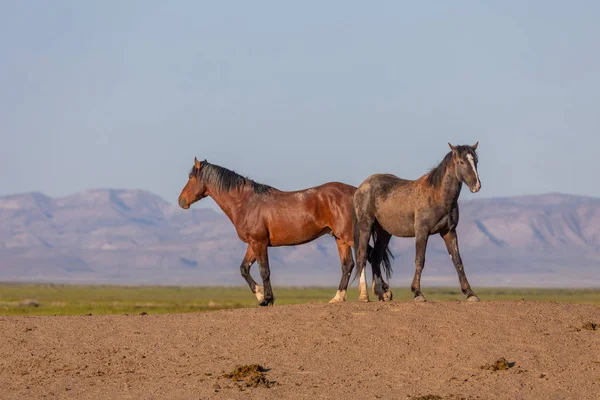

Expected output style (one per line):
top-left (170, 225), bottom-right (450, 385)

top-left (353, 143), bottom-right (481, 302)
top-left (178, 158), bottom-right (392, 306)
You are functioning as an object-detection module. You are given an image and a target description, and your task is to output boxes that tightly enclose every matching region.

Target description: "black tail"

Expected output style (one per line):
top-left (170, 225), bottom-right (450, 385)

top-left (352, 208), bottom-right (394, 282)
top-left (371, 224), bottom-right (394, 281)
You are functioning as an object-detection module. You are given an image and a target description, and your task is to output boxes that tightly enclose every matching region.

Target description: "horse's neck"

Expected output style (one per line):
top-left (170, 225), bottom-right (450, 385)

top-left (207, 187), bottom-right (248, 225)
top-left (438, 169), bottom-right (462, 209)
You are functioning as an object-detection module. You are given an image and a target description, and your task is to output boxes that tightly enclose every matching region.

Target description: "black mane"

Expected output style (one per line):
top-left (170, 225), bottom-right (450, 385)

top-left (190, 160), bottom-right (274, 194)
top-left (427, 146), bottom-right (478, 188)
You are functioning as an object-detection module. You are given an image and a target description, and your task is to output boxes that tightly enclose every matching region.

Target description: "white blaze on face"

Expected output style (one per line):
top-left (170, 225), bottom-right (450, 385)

top-left (466, 154), bottom-right (480, 189)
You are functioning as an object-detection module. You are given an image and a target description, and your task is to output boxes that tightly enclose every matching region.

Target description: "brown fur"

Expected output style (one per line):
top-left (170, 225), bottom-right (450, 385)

top-left (178, 158), bottom-right (391, 305)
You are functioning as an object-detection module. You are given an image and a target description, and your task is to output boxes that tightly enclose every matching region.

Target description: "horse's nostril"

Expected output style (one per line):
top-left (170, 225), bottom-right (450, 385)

top-left (178, 198), bottom-right (187, 209)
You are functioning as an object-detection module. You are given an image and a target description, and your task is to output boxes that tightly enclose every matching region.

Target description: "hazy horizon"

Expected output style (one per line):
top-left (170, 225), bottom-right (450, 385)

top-left (2, 187), bottom-right (598, 206)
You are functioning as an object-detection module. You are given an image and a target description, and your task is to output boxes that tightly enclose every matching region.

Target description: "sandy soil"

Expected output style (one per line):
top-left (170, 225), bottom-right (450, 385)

top-left (0, 301), bottom-right (599, 400)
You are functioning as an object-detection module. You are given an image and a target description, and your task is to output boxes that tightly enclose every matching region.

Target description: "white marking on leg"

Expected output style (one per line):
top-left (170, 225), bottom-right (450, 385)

top-left (383, 289), bottom-right (393, 302)
top-left (329, 290), bottom-right (347, 303)
top-left (255, 285), bottom-right (264, 302)
top-left (358, 268), bottom-right (369, 302)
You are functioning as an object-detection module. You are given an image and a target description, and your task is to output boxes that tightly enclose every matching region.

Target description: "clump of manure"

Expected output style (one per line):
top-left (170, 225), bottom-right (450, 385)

top-left (582, 322), bottom-right (597, 331)
top-left (223, 364), bottom-right (274, 388)
top-left (481, 357), bottom-right (512, 371)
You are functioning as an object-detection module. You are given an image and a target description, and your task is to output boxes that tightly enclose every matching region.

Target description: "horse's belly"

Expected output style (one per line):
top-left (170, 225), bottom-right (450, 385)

top-left (376, 210), bottom-right (415, 238)
top-left (267, 219), bottom-right (328, 247)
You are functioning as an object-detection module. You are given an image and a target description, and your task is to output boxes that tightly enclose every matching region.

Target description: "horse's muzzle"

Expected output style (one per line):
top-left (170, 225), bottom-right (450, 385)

top-left (178, 198), bottom-right (189, 209)
top-left (470, 181), bottom-right (482, 193)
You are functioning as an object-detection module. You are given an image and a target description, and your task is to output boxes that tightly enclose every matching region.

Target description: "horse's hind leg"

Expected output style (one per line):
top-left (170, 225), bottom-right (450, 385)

top-left (370, 226), bottom-right (393, 302)
top-left (240, 245), bottom-right (263, 302)
top-left (440, 229), bottom-right (480, 302)
top-left (371, 272), bottom-right (392, 300)
top-left (329, 240), bottom-right (354, 303)
top-left (358, 267), bottom-right (369, 302)
top-left (355, 222), bottom-right (374, 303)
top-left (251, 242), bottom-right (275, 306)
top-left (354, 188), bottom-right (376, 302)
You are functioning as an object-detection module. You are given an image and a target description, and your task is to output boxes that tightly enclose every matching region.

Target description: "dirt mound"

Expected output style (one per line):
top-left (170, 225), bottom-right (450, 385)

top-left (0, 301), bottom-right (599, 399)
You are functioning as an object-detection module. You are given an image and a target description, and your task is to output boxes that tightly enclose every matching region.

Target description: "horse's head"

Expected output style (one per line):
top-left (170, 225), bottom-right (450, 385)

top-left (449, 142), bottom-right (481, 193)
top-left (178, 157), bottom-right (208, 209)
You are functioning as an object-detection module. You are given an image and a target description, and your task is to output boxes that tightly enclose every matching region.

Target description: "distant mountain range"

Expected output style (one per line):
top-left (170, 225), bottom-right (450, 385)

top-left (0, 190), bottom-right (599, 287)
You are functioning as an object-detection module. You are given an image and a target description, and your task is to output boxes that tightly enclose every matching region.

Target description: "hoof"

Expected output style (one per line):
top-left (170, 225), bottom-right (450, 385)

top-left (259, 297), bottom-right (274, 307)
top-left (413, 295), bottom-right (427, 302)
top-left (467, 295), bottom-right (480, 302)
top-left (382, 290), bottom-right (393, 302)
top-left (358, 295), bottom-right (370, 303)
top-left (329, 290), bottom-right (347, 303)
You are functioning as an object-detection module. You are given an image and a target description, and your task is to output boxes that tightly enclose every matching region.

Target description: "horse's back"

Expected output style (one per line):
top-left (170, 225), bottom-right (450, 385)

top-left (258, 182), bottom-right (356, 246)
top-left (301, 181), bottom-right (357, 196)
top-left (356, 173), bottom-right (413, 198)
top-left (293, 182), bottom-right (356, 232)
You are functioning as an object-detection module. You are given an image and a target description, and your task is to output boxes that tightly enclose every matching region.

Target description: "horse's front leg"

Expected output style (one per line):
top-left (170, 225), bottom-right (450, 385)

top-left (251, 242), bottom-right (275, 306)
top-left (440, 229), bottom-right (480, 302)
top-left (411, 229), bottom-right (429, 302)
top-left (239, 245), bottom-right (263, 302)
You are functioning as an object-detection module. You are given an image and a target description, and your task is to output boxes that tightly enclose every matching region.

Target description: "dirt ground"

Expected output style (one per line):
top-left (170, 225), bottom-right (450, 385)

top-left (1, 301), bottom-right (599, 400)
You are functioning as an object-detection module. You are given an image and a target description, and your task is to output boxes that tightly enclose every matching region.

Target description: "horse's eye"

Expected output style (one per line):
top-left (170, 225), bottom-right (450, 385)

top-left (459, 160), bottom-right (465, 165)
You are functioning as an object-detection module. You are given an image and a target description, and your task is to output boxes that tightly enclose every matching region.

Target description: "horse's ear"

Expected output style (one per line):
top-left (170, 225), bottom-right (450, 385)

top-left (194, 157), bottom-right (201, 169)
top-left (448, 143), bottom-right (457, 152)
top-left (472, 141), bottom-right (479, 150)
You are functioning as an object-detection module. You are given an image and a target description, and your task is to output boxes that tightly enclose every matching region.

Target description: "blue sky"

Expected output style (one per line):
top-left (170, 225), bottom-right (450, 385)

top-left (1, 1), bottom-right (599, 208)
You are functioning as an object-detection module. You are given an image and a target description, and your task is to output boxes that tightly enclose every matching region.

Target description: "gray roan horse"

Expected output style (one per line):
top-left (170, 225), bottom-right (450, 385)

top-left (353, 143), bottom-right (482, 302)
